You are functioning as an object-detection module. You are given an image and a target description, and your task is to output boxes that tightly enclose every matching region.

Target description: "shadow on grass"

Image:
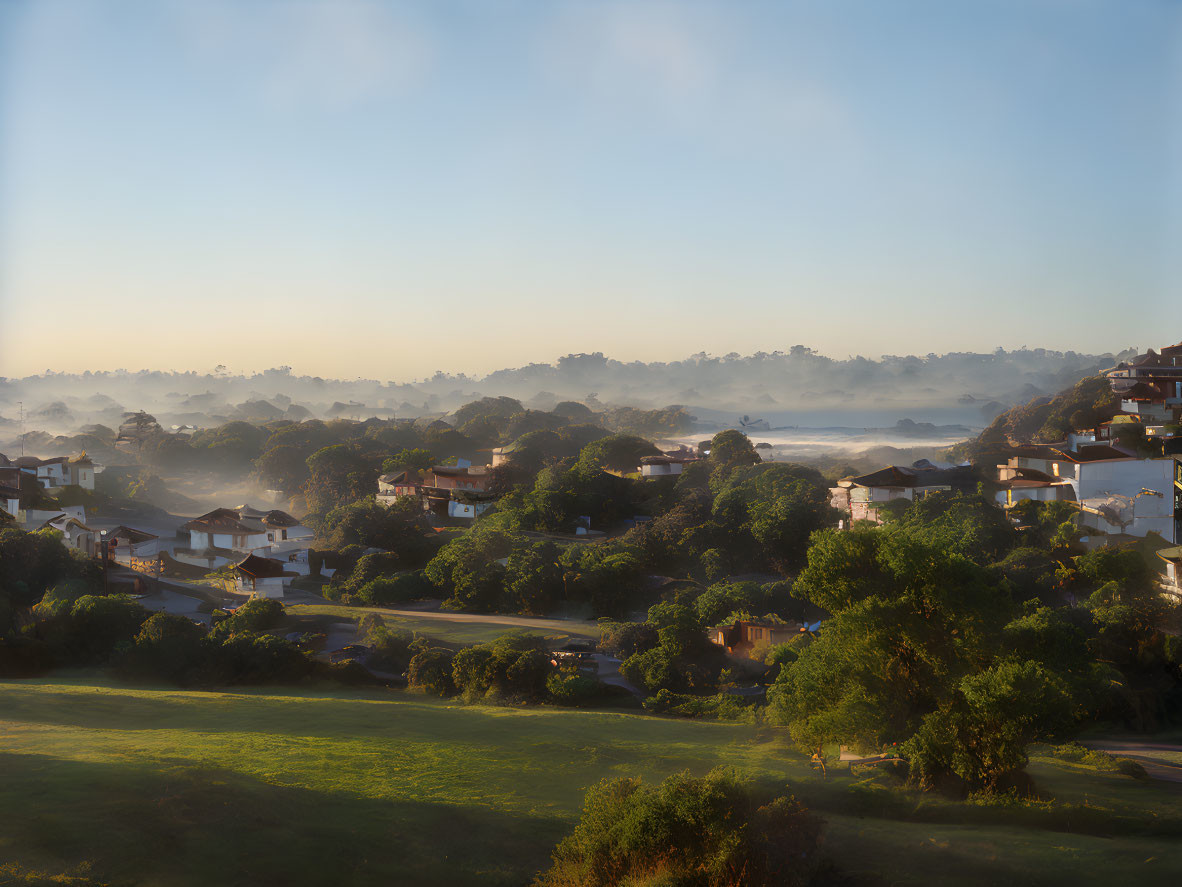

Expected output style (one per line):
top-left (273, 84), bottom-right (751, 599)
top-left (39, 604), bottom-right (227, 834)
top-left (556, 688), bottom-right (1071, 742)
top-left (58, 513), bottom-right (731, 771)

top-left (0, 752), bottom-right (565, 887)
top-left (794, 768), bottom-right (1182, 842)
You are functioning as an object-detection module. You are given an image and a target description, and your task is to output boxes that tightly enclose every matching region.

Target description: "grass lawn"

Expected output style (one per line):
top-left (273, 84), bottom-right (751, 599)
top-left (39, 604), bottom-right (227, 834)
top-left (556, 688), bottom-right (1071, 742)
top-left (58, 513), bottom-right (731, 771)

top-left (1, 677), bottom-right (1180, 886)
top-left (284, 603), bottom-right (600, 646)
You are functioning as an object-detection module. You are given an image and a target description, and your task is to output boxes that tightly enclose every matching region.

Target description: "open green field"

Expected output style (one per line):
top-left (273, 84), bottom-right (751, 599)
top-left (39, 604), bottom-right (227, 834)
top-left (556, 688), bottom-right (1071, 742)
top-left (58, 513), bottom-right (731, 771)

top-left (1, 678), bottom-right (1180, 887)
top-left (284, 603), bottom-right (600, 646)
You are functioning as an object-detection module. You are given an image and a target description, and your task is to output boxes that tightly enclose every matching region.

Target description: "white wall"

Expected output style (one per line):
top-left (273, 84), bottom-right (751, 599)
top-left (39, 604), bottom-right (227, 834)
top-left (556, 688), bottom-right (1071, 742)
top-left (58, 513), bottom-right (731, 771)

top-left (235, 575), bottom-right (286, 598)
top-left (1073, 458), bottom-right (1176, 542)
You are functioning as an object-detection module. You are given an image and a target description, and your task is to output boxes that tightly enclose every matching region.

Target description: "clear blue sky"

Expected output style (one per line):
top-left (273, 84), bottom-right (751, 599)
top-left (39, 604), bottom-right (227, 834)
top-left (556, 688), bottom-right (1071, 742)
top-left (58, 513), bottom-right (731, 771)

top-left (1, 0), bottom-right (1178, 379)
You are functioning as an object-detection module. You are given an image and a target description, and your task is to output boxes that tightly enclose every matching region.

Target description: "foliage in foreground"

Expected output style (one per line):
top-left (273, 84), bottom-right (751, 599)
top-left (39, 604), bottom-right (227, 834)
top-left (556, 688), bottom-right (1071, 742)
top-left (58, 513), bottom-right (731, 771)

top-left (534, 768), bottom-right (823, 887)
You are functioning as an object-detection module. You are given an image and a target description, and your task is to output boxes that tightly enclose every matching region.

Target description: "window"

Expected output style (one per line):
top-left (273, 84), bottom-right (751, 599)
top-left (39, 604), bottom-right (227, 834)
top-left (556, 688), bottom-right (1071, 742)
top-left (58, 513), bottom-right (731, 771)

top-left (1052, 463), bottom-right (1059, 477)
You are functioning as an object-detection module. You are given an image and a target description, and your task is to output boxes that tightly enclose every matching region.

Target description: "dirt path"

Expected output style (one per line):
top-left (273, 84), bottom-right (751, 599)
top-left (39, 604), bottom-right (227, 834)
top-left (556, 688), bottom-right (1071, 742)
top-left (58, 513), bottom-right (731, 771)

top-left (314, 603), bottom-right (601, 638)
top-left (1080, 740), bottom-right (1182, 784)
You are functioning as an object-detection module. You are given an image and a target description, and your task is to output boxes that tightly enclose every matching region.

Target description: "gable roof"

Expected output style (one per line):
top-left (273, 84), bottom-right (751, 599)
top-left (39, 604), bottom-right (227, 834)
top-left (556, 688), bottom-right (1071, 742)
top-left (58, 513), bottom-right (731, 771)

top-left (1072, 445), bottom-right (1135, 463)
top-left (40, 515), bottom-right (94, 533)
top-left (235, 553), bottom-right (291, 579)
top-left (841, 464), bottom-right (973, 490)
top-left (180, 508), bottom-right (260, 534)
top-left (261, 509), bottom-right (301, 528)
top-left (108, 525), bottom-right (159, 543)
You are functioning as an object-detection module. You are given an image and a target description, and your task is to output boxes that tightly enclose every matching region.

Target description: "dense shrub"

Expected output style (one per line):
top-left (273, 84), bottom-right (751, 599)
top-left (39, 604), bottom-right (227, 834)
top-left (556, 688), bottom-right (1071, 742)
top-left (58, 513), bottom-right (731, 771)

top-left (355, 571), bottom-right (433, 606)
top-left (534, 768), bottom-right (823, 887)
top-left (408, 647), bottom-right (456, 696)
top-left (211, 597), bottom-right (284, 637)
top-left (66, 595), bottom-right (150, 664)
top-left (358, 614), bottom-right (414, 672)
top-left (451, 633), bottom-right (552, 702)
top-left (119, 612), bottom-right (207, 683)
top-left (206, 632), bottom-right (311, 685)
top-left (643, 689), bottom-right (760, 722)
top-left (546, 672), bottom-right (615, 707)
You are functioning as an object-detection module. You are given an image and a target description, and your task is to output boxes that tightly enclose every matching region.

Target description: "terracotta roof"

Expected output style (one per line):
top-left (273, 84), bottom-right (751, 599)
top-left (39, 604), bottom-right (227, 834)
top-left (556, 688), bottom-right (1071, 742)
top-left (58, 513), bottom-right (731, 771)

top-left (235, 553), bottom-right (292, 579)
top-left (180, 508), bottom-right (260, 533)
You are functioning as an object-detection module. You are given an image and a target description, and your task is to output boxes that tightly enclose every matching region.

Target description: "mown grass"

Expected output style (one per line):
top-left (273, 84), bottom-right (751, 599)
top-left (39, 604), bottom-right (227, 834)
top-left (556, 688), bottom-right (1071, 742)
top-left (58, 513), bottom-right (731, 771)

top-left (1, 678), bottom-right (1180, 886)
top-left (284, 603), bottom-right (600, 646)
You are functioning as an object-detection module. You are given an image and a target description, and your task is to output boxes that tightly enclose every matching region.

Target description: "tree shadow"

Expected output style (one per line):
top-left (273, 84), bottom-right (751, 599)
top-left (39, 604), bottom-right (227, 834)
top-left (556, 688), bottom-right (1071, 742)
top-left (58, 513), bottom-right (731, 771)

top-left (0, 752), bottom-right (565, 887)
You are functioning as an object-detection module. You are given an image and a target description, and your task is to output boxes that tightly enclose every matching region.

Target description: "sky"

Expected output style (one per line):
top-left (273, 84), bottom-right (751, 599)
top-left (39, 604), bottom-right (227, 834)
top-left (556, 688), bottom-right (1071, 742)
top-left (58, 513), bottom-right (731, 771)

top-left (1, 0), bottom-right (1179, 381)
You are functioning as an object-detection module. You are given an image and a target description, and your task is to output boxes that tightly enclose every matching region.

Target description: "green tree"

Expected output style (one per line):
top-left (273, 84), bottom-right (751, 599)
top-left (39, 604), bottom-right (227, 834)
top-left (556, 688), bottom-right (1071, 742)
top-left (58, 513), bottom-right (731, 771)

top-left (904, 659), bottom-right (1076, 791)
top-left (534, 768), bottom-right (822, 887)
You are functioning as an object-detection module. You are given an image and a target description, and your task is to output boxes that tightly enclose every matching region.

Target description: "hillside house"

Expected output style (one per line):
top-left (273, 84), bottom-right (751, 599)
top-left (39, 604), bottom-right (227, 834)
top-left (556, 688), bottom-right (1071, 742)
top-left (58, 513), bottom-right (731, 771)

top-left (233, 553), bottom-right (294, 598)
top-left (234, 505), bottom-right (313, 546)
top-left (40, 514), bottom-right (97, 557)
top-left (639, 455), bottom-right (695, 478)
top-left (179, 509), bottom-right (271, 564)
top-left (1159, 547), bottom-right (1182, 594)
top-left (376, 469), bottom-right (423, 506)
top-left (425, 465), bottom-right (491, 492)
top-left (23, 505), bottom-right (87, 528)
top-left (7, 453), bottom-right (96, 490)
top-left (829, 462), bottom-right (976, 524)
top-left (1105, 342), bottom-right (1182, 424)
top-left (994, 445), bottom-right (1179, 543)
top-left (65, 453), bottom-right (96, 489)
top-left (708, 620), bottom-right (801, 656)
top-left (15, 456), bottom-right (67, 488)
top-left (107, 525), bottom-right (160, 558)
top-left (0, 484), bottom-right (23, 519)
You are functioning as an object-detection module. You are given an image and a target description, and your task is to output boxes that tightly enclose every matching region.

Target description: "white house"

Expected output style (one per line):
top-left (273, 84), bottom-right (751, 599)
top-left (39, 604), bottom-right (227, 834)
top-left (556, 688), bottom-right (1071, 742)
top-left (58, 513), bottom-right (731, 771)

top-left (0, 484), bottom-right (22, 519)
top-left (65, 454), bottom-right (96, 490)
top-left (108, 525), bottom-right (160, 558)
top-left (996, 445), bottom-right (1179, 543)
top-left (1160, 547), bottom-right (1182, 593)
top-left (830, 463), bottom-right (976, 524)
top-left (639, 455), bottom-right (692, 478)
top-left (233, 553), bottom-right (294, 598)
top-left (10, 454), bottom-right (96, 490)
top-left (234, 505), bottom-right (314, 547)
top-left (24, 505), bottom-right (87, 528)
top-left (179, 508), bottom-right (271, 558)
top-left (40, 514), bottom-right (97, 557)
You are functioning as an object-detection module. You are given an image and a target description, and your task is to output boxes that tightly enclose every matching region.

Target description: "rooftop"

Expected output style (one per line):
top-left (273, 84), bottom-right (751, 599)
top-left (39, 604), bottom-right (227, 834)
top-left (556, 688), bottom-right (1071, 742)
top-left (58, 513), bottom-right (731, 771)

top-left (234, 553), bottom-right (290, 579)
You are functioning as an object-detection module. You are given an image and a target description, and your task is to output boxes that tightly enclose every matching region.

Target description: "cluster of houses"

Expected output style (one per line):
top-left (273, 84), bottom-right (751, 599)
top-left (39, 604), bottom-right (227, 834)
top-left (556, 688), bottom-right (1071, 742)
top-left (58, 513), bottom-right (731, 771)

top-left (0, 451), bottom-right (101, 554)
top-left (829, 341), bottom-right (1182, 590)
top-left (171, 505), bottom-right (318, 597)
top-left (0, 451), bottom-right (95, 496)
top-left (377, 463), bottom-right (499, 521)
top-left (376, 446), bottom-right (703, 524)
